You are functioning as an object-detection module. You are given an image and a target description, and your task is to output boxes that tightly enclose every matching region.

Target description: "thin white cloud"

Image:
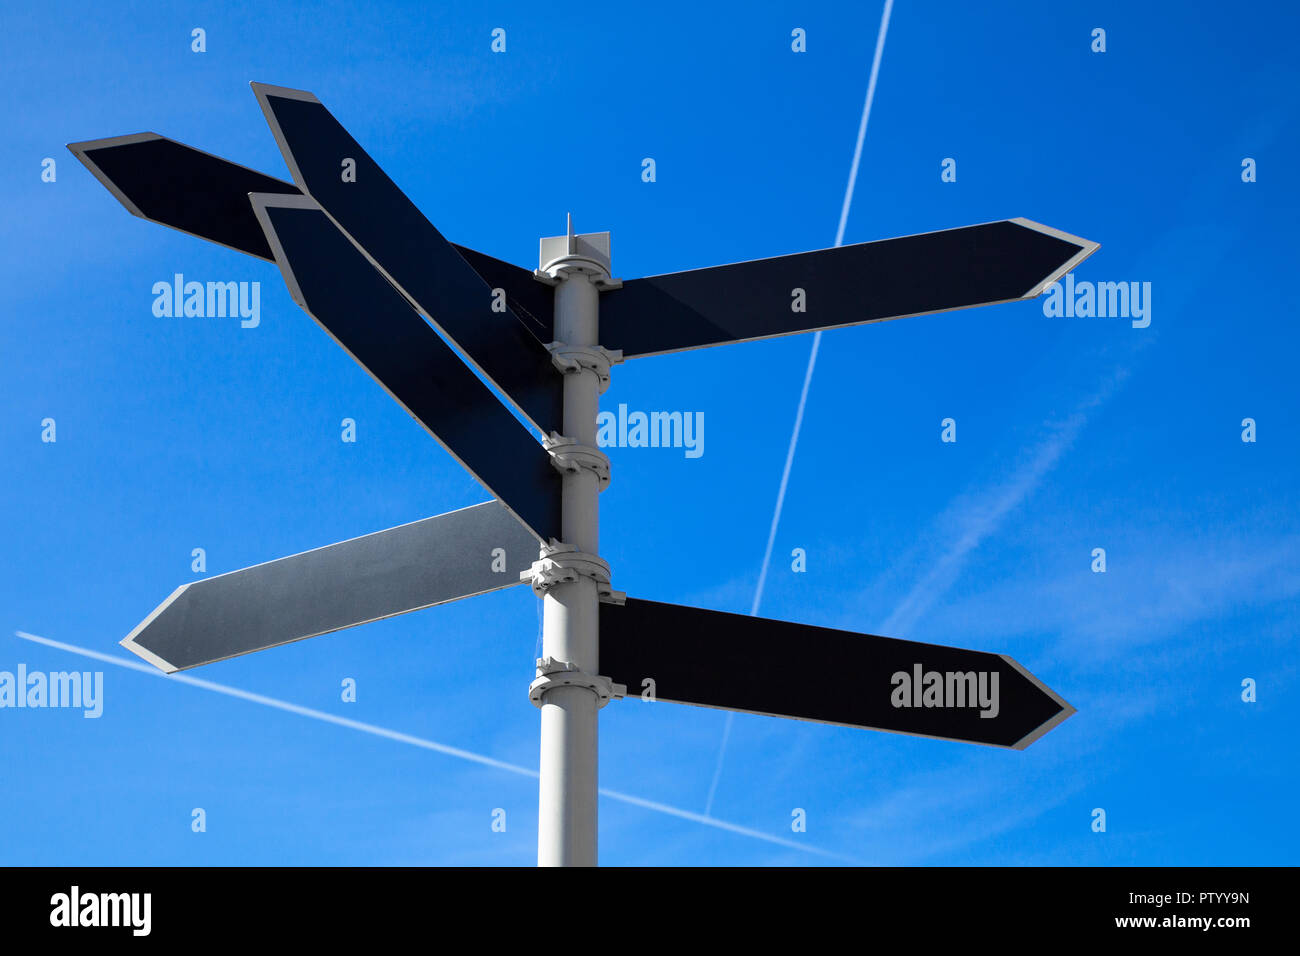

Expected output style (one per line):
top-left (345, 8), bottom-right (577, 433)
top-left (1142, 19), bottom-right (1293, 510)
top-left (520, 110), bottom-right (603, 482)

top-left (934, 533), bottom-right (1300, 662)
top-left (12, 630), bottom-right (853, 862)
top-left (881, 364), bottom-right (1132, 638)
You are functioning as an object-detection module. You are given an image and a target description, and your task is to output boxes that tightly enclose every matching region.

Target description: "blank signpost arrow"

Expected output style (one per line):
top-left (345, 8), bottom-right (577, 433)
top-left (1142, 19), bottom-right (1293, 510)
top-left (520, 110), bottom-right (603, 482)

top-left (71, 81), bottom-right (1097, 868)
top-left (124, 501), bottom-right (538, 672)
top-left (65, 133), bottom-right (553, 324)
top-left (599, 598), bottom-right (1073, 749)
top-left (599, 219), bottom-right (1098, 357)
top-left (67, 133), bottom-right (302, 259)
top-left (251, 82), bottom-right (565, 435)
top-left (249, 192), bottom-right (561, 543)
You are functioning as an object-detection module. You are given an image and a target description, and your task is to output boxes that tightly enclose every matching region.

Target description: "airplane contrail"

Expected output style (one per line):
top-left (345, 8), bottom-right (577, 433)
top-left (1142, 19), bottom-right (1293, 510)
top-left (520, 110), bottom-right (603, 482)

top-left (705, 0), bottom-right (896, 819)
top-left (13, 629), bottom-right (853, 862)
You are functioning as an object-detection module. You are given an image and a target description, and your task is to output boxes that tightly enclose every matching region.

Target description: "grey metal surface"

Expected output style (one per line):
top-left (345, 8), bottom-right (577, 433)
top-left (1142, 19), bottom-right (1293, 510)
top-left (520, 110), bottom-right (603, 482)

top-left (121, 501), bottom-right (539, 672)
top-left (536, 262), bottom-right (604, 868)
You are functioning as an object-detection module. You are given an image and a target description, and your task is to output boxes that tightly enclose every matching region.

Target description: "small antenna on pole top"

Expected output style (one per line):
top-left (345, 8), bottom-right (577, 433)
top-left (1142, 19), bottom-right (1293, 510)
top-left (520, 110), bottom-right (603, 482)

top-left (536, 214), bottom-right (617, 286)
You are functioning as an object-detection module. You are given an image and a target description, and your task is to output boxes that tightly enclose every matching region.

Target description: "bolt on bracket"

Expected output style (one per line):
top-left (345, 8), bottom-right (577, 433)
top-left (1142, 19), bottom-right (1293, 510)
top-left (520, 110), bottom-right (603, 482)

top-left (543, 433), bottom-right (611, 489)
top-left (520, 541), bottom-right (614, 598)
top-left (545, 342), bottom-right (623, 393)
top-left (529, 656), bottom-right (625, 709)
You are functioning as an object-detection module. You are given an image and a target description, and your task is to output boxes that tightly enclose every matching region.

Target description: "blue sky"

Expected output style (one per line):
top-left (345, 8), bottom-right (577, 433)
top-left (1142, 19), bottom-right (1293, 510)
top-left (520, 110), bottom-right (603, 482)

top-left (2, 0), bottom-right (1297, 865)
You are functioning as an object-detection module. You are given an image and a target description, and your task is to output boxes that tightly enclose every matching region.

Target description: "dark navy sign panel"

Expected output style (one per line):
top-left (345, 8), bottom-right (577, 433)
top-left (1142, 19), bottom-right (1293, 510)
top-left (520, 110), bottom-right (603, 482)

top-left (252, 83), bottom-right (562, 435)
top-left (67, 134), bottom-right (302, 260)
top-left (121, 501), bottom-right (540, 672)
top-left (68, 133), bottom-right (556, 334)
top-left (250, 194), bottom-right (561, 543)
top-left (599, 219), bottom-right (1099, 358)
top-left (600, 598), bottom-right (1074, 749)
top-left (453, 244), bottom-right (555, 344)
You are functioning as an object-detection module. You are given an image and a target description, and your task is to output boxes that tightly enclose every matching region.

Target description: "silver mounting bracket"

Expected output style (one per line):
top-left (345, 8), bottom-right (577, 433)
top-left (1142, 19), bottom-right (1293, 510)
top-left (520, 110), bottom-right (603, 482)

top-left (546, 342), bottom-right (623, 393)
top-left (533, 216), bottom-right (622, 289)
top-left (543, 433), bottom-right (611, 490)
top-left (520, 541), bottom-right (615, 598)
top-left (529, 656), bottom-right (626, 709)
top-left (534, 262), bottom-right (622, 290)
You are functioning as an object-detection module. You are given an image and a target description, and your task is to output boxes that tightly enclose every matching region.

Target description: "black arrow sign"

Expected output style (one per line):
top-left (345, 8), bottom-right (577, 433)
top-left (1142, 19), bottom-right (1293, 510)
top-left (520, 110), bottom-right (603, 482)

top-left (252, 83), bottom-right (562, 435)
top-left (67, 133), bottom-right (302, 259)
top-left (66, 133), bottom-right (554, 330)
top-left (68, 130), bottom-right (551, 316)
top-left (599, 219), bottom-right (1099, 357)
top-left (600, 598), bottom-right (1073, 749)
top-left (250, 192), bottom-right (561, 543)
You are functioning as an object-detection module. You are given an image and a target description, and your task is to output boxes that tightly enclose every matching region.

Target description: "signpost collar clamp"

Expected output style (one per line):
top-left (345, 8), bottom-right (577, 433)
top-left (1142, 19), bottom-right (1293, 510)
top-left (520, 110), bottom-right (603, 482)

top-left (545, 342), bottom-right (623, 393)
top-left (521, 541), bottom-right (614, 597)
top-left (544, 434), bottom-right (611, 489)
top-left (529, 656), bottom-right (626, 709)
top-left (534, 259), bottom-right (623, 290)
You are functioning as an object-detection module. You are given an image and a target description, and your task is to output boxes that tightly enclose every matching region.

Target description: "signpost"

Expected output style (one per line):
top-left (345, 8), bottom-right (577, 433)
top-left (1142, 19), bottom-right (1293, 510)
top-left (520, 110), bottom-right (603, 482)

top-left (71, 81), bottom-right (1098, 866)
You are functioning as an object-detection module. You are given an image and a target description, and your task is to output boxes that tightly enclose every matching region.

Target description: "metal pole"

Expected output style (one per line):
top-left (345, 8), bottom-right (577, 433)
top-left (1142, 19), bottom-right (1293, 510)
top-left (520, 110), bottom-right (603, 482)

top-left (533, 220), bottom-right (616, 867)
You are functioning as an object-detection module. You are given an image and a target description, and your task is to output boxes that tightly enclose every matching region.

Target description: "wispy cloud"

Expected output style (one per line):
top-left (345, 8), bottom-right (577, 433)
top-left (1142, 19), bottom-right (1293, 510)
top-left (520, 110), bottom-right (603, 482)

top-left (881, 363), bottom-right (1133, 638)
top-left (933, 533), bottom-right (1300, 664)
top-left (843, 764), bottom-right (1092, 864)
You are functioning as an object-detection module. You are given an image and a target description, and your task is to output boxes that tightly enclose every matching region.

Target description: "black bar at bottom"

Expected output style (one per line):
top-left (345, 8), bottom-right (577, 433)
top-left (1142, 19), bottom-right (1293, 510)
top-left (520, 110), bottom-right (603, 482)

top-left (0, 866), bottom-right (1275, 942)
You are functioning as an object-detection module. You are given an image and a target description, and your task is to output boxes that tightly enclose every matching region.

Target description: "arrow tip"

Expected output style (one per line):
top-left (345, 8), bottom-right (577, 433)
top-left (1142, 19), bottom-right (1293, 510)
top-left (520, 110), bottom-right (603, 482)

top-left (119, 634), bottom-right (178, 674)
top-left (1000, 653), bottom-right (1076, 749)
top-left (119, 584), bottom-right (190, 674)
top-left (249, 81), bottom-right (322, 105)
top-left (1010, 218), bottom-right (1101, 299)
